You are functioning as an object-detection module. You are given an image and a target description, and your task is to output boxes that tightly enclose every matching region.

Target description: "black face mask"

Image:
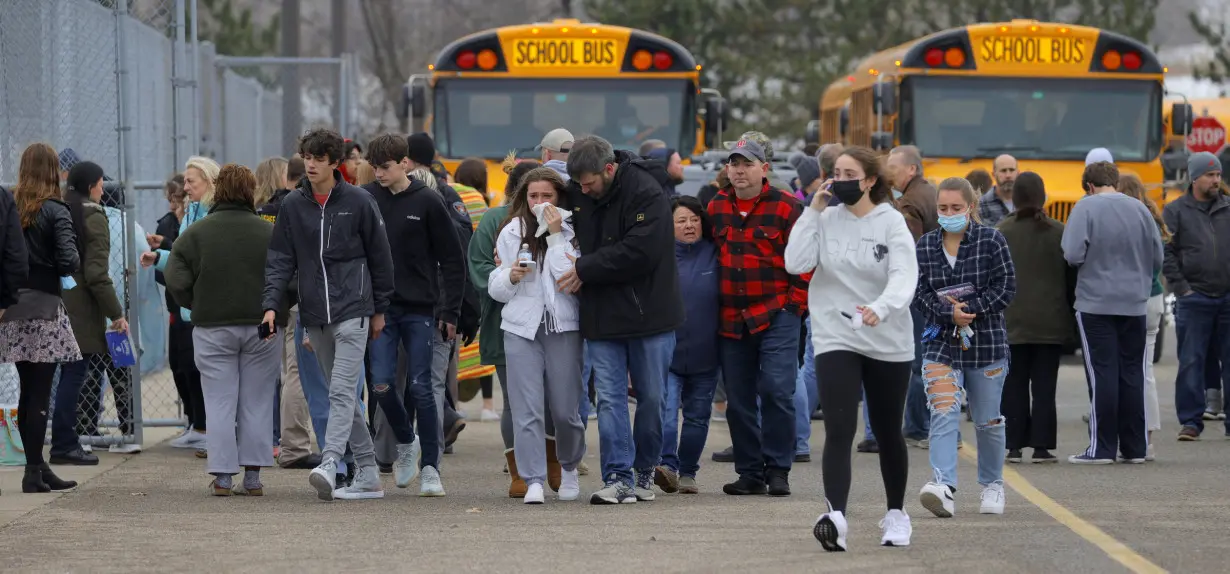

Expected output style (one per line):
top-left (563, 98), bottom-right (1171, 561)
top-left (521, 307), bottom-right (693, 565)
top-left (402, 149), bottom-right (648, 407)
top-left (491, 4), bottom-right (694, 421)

top-left (831, 179), bottom-right (864, 205)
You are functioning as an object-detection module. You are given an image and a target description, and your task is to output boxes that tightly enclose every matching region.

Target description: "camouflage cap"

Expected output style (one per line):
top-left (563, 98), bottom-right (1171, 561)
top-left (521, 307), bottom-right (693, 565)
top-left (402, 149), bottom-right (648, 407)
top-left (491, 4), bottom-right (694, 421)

top-left (723, 131), bottom-right (774, 161)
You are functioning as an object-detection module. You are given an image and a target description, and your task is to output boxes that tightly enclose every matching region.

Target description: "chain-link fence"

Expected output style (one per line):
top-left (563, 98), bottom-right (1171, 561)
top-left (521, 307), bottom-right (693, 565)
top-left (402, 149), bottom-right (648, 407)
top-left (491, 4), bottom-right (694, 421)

top-left (0, 0), bottom-right (188, 451)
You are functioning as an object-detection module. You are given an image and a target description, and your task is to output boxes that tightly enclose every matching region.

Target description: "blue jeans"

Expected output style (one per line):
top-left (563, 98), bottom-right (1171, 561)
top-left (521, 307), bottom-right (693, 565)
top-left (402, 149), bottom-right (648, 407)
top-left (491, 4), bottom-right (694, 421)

top-left (589, 331), bottom-right (675, 486)
top-left (863, 389), bottom-right (876, 441)
top-left (924, 357), bottom-right (1008, 488)
top-left (580, 341), bottom-right (593, 427)
top-left (720, 310), bottom-right (800, 481)
top-left (660, 369), bottom-right (719, 477)
top-left (50, 356), bottom-right (92, 455)
top-left (794, 319), bottom-right (816, 455)
top-left (367, 311), bottom-right (440, 469)
top-left (1175, 292), bottom-right (1230, 432)
top-left (903, 306), bottom-right (930, 440)
top-left (296, 315), bottom-right (365, 473)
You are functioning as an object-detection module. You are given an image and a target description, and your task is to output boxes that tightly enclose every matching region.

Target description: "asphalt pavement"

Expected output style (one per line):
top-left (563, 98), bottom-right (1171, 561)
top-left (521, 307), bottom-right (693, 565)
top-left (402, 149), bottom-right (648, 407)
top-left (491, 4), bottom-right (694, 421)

top-left (0, 325), bottom-right (1224, 573)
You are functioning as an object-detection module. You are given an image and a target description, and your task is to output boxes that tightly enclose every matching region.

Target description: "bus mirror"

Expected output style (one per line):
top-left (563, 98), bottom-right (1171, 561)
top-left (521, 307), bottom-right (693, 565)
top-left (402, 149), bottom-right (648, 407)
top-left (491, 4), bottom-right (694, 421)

top-left (1171, 103), bottom-right (1193, 136)
top-left (874, 83), bottom-right (896, 115)
top-left (705, 98), bottom-right (730, 139)
top-left (839, 107), bottom-right (849, 137)
top-left (410, 84), bottom-right (427, 120)
top-left (1162, 150), bottom-right (1188, 180)
top-left (871, 132), bottom-right (894, 151)
top-left (805, 120), bottom-right (820, 144)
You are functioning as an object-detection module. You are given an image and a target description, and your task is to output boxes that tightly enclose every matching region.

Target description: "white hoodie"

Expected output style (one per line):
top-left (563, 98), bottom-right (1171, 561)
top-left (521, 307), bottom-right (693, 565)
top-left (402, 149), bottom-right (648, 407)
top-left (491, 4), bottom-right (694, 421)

top-left (488, 215), bottom-right (580, 340)
top-left (784, 202), bottom-right (918, 362)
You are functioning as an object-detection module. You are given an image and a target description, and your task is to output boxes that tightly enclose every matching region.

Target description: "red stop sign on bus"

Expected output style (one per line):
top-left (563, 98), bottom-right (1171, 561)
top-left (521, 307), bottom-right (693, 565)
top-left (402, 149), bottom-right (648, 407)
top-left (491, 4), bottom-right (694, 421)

top-left (1188, 116), bottom-right (1227, 154)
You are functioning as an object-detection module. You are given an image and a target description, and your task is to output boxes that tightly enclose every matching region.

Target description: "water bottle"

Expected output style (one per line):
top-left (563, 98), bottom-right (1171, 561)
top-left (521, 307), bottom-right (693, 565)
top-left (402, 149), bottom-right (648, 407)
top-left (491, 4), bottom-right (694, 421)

top-left (516, 243), bottom-right (535, 282)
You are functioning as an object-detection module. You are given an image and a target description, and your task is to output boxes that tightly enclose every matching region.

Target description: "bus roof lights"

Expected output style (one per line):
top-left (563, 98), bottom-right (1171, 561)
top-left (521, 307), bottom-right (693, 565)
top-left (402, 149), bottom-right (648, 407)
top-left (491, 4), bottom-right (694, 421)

top-left (1123, 51), bottom-right (1142, 70)
top-left (1102, 49), bottom-right (1121, 71)
top-left (653, 51), bottom-right (673, 70)
top-left (632, 50), bottom-right (653, 71)
top-left (944, 47), bottom-right (965, 68)
top-left (924, 48), bottom-right (944, 67)
top-left (477, 49), bottom-right (498, 70)
top-left (456, 50), bottom-right (476, 70)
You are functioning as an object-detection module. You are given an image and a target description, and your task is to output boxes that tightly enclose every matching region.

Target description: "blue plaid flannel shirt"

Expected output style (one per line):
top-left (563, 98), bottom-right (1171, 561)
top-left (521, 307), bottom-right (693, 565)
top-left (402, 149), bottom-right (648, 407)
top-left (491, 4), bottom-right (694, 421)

top-left (915, 222), bottom-right (1017, 370)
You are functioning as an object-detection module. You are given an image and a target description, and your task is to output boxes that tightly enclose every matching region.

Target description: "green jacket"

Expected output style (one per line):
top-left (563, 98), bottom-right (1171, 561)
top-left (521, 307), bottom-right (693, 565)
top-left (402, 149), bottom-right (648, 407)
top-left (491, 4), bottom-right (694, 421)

top-left (62, 203), bottom-right (123, 355)
top-left (998, 212), bottom-right (1076, 346)
top-left (469, 204), bottom-right (508, 366)
top-left (164, 203), bottom-right (289, 328)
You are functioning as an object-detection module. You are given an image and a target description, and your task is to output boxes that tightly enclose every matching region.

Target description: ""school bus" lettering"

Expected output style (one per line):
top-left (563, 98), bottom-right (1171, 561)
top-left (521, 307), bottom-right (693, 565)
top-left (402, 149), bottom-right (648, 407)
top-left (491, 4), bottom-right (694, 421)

top-left (979, 36), bottom-right (1086, 65)
top-left (513, 39), bottom-right (618, 67)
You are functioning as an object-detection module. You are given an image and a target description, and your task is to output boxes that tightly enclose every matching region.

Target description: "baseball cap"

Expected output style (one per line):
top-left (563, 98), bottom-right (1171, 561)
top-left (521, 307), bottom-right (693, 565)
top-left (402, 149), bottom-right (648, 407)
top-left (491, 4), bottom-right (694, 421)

top-left (728, 138), bottom-right (767, 163)
top-left (1084, 147), bottom-right (1113, 166)
top-left (536, 128), bottom-right (574, 153)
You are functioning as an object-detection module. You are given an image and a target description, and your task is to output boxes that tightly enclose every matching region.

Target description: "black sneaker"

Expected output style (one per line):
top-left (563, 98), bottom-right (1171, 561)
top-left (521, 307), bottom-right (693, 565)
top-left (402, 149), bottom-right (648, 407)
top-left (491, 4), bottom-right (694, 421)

top-left (1031, 449), bottom-right (1058, 463)
top-left (722, 476), bottom-right (768, 495)
top-left (810, 409), bottom-right (824, 421)
top-left (766, 470), bottom-right (790, 496)
top-left (49, 448), bottom-right (99, 466)
top-left (856, 439), bottom-right (879, 453)
top-left (378, 463), bottom-right (393, 475)
top-left (794, 452), bottom-right (811, 463)
top-left (711, 446), bottom-right (735, 463)
top-left (1006, 449), bottom-right (1023, 463)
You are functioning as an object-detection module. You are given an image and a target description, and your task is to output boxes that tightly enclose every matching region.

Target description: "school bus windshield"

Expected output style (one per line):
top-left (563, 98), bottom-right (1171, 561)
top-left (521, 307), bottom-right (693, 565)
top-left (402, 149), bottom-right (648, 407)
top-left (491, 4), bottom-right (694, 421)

top-left (901, 76), bottom-right (1164, 162)
top-left (434, 78), bottom-right (695, 159)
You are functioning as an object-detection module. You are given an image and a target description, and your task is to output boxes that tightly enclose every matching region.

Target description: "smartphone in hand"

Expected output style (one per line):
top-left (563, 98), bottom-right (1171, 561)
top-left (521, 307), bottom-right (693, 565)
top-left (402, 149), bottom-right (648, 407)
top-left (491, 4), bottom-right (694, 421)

top-left (258, 321), bottom-right (277, 340)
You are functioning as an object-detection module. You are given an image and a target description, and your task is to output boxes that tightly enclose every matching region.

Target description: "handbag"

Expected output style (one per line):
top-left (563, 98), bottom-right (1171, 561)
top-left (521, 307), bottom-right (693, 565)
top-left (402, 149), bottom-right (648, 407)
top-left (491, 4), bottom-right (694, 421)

top-left (0, 406), bottom-right (25, 466)
top-left (0, 289), bottom-right (62, 322)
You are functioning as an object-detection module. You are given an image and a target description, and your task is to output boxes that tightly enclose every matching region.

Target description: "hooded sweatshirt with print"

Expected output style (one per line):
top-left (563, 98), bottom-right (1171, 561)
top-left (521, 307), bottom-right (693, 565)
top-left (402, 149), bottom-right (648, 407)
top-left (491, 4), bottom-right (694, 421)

top-left (784, 202), bottom-right (918, 362)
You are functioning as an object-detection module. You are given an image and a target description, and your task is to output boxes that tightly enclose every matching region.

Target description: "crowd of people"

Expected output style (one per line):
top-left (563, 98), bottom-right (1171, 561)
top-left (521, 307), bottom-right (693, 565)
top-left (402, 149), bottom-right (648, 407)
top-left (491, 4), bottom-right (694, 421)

top-left (0, 124), bottom-right (1226, 555)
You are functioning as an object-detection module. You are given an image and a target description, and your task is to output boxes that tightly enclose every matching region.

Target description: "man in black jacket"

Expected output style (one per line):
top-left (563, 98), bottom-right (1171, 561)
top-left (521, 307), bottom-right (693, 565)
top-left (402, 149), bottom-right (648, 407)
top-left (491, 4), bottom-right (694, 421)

top-left (262, 128), bottom-right (396, 502)
top-left (0, 185), bottom-right (29, 320)
top-left (361, 133), bottom-right (463, 496)
top-left (559, 135), bottom-right (683, 504)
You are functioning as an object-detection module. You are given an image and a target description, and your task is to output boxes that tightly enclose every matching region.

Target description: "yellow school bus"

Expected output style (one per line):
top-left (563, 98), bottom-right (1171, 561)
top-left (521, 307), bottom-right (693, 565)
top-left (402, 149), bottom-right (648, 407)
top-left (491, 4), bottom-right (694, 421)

top-left (403, 19), bottom-right (729, 206)
top-left (812, 20), bottom-right (1190, 220)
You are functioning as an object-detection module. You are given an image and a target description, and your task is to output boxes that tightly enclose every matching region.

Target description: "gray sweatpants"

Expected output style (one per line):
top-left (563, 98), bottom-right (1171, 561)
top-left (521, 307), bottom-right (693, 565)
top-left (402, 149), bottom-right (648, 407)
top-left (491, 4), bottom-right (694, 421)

top-left (192, 325), bottom-right (280, 475)
top-left (429, 333), bottom-right (458, 464)
top-left (495, 364), bottom-right (555, 450)
top-left (305, 318), bottom-right (376, 469)
top-left (505, 325), bottom-right (585, 485)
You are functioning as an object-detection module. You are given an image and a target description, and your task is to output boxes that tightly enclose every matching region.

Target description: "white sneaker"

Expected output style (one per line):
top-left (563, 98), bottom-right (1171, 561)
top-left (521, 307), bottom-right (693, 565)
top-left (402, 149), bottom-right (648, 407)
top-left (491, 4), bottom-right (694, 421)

top-left (524, 482), bottom-right (545, 504)
top-left (920, 481), bottom-right (955, 518)
top-left (558, 468), bottom-right (580, 501)
top-left (334, 465), bottom-right (384, 500)
top-left (419, 466), bottom-right (445, 497)
top-left (1145, 443), bottom-right (1156, 461)
top-left (169, 431), bottom-right (206, 449)
top-left (109, 443), bottom-right (142, 455)
top-left (393, 440), bottom-right (421, 488)
top-left (480, 409), bottom-right (500, 422)
top-left (81, 444), bottom-right (93, 454)
top-left (813, 509), bottom-right (848, 552)
top-left (980, 483), bottom-right (1005, 515)
top-left (308, 457), bottom-right (338, 501)
top-left (879, 509), bottom-right (912, 547)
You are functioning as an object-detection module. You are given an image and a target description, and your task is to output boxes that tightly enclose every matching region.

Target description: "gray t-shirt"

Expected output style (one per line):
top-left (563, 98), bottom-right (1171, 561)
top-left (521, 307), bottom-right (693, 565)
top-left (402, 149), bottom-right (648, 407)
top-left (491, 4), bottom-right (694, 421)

top-left (1060, 192), bottom-right (1163, 316)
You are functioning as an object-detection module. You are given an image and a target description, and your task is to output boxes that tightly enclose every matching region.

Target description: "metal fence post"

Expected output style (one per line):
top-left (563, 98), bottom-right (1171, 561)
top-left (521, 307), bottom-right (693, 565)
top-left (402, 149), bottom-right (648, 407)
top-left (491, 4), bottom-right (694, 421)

top-left (190, 0), bottom-right (201, 157)
top-left (114, 0), bottom-right (143, 446)
top-left (172, 0), bottom-right (188, 168)
top-left (338, 54), bottom-right (348, 136)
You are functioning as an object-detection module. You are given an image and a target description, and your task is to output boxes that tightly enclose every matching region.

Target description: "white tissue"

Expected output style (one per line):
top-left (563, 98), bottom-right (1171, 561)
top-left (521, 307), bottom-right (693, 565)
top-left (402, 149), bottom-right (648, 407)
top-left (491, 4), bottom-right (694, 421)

top-left (531, 201), bottom-right (571, 237)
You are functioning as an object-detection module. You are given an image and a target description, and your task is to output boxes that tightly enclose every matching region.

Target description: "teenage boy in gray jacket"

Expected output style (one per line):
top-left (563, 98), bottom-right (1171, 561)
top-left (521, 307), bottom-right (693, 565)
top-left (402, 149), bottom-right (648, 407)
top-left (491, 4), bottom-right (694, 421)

top-left (262, 128), bottom-right (395, 501)
top-left (1061, 161), bottom-right (1163, 465)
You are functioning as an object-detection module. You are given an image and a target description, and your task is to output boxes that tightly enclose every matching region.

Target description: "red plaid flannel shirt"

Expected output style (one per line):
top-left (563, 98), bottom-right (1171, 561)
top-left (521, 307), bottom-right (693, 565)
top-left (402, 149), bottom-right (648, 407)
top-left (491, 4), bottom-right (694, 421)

top-left (707, 182), bottom-right (809, 339)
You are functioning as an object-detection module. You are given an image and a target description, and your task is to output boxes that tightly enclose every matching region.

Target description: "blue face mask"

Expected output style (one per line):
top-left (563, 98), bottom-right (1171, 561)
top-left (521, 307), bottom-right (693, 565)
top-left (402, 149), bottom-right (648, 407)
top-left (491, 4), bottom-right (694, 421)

top-left (891, 188), bottom-right (903, 200)
top-left (938, 211), bottom-right (969, 233)
top-left (620, 125), bottom-right (638, 138)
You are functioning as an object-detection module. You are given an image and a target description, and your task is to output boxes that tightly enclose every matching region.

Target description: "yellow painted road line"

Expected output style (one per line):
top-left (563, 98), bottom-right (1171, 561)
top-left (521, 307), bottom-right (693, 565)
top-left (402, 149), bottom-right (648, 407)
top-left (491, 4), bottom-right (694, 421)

top-left (959, 441), bottom-right (1167, 574)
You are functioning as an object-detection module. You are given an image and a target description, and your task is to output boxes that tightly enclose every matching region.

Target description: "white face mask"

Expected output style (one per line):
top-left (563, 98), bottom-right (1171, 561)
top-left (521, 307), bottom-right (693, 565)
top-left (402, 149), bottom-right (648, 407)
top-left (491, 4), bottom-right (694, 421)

top-left (891, 188), bottom-right (903, 200)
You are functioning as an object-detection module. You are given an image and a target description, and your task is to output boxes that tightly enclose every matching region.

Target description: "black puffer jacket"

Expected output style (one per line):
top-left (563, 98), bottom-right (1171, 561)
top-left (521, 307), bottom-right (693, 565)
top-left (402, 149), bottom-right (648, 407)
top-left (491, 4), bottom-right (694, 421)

top-left (21, 198), bottom-right (79, 297)
top-left (0, 186), bottom-right (28, 309)
top-left (262, 171), bottom-right (395, 328)
top-left (566, 150), bottom-right (683, 340)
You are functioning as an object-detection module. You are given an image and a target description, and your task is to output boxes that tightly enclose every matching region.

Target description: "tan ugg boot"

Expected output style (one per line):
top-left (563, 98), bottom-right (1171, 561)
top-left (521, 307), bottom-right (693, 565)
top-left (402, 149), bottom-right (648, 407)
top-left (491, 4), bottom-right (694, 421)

top-left (505, 449), bottom-right (527, 498)
top-left (546, 437), bottom-right (562, 492)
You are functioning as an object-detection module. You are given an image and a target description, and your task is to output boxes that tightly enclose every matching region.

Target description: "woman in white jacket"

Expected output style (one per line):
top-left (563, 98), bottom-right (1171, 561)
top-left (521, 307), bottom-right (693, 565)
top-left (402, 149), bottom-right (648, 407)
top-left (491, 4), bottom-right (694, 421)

top-left (488, 167), bottom-right (585, 504)
top-left (784, 146), bottom-right (919, 552)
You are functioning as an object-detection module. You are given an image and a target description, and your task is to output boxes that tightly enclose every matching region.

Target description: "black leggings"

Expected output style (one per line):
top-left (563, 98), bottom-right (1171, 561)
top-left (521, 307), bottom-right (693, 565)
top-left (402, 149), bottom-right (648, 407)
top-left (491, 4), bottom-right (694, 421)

top-left (16, 362), bottom-right (57, 466)
top-left (815, 351), bottom-right (911, 513)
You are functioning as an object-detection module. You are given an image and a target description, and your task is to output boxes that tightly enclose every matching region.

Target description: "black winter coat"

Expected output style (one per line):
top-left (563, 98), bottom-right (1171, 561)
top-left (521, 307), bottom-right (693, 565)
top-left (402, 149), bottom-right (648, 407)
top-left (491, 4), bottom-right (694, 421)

top-left (0, 186), bottom-right (28, 309)
top-left (566, 150), bottom-right (683, 340)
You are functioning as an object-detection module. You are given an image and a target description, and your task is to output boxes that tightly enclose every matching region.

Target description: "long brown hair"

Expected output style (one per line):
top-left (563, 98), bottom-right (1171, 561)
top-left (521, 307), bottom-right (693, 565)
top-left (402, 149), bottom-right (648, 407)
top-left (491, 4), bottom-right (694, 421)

top-left (501, 167), bottom-right (570, 264)
top-left (501, 151), bottom-right (541, 206)
top-left (1118, 173), bottom-right (1172, 242)
top-left (15, 143), bottom-right (62, 229)
top-left (1010, 171), bottom-right (1047, 227)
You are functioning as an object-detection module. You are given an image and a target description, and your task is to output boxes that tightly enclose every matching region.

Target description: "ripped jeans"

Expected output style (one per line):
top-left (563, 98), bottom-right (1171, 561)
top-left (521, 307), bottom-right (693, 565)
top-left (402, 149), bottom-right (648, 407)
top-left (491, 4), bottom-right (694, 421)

top-left (923, 357), bottom-right (1008, 489)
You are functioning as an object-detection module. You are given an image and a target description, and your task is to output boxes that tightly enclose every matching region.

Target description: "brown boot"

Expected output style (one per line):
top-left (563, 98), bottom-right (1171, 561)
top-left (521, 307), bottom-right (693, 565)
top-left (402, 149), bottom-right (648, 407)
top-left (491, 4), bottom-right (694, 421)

top-left (546, 437), bottom-right (562, 492)
top-left (505, 449), bottom-right (527, 498)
